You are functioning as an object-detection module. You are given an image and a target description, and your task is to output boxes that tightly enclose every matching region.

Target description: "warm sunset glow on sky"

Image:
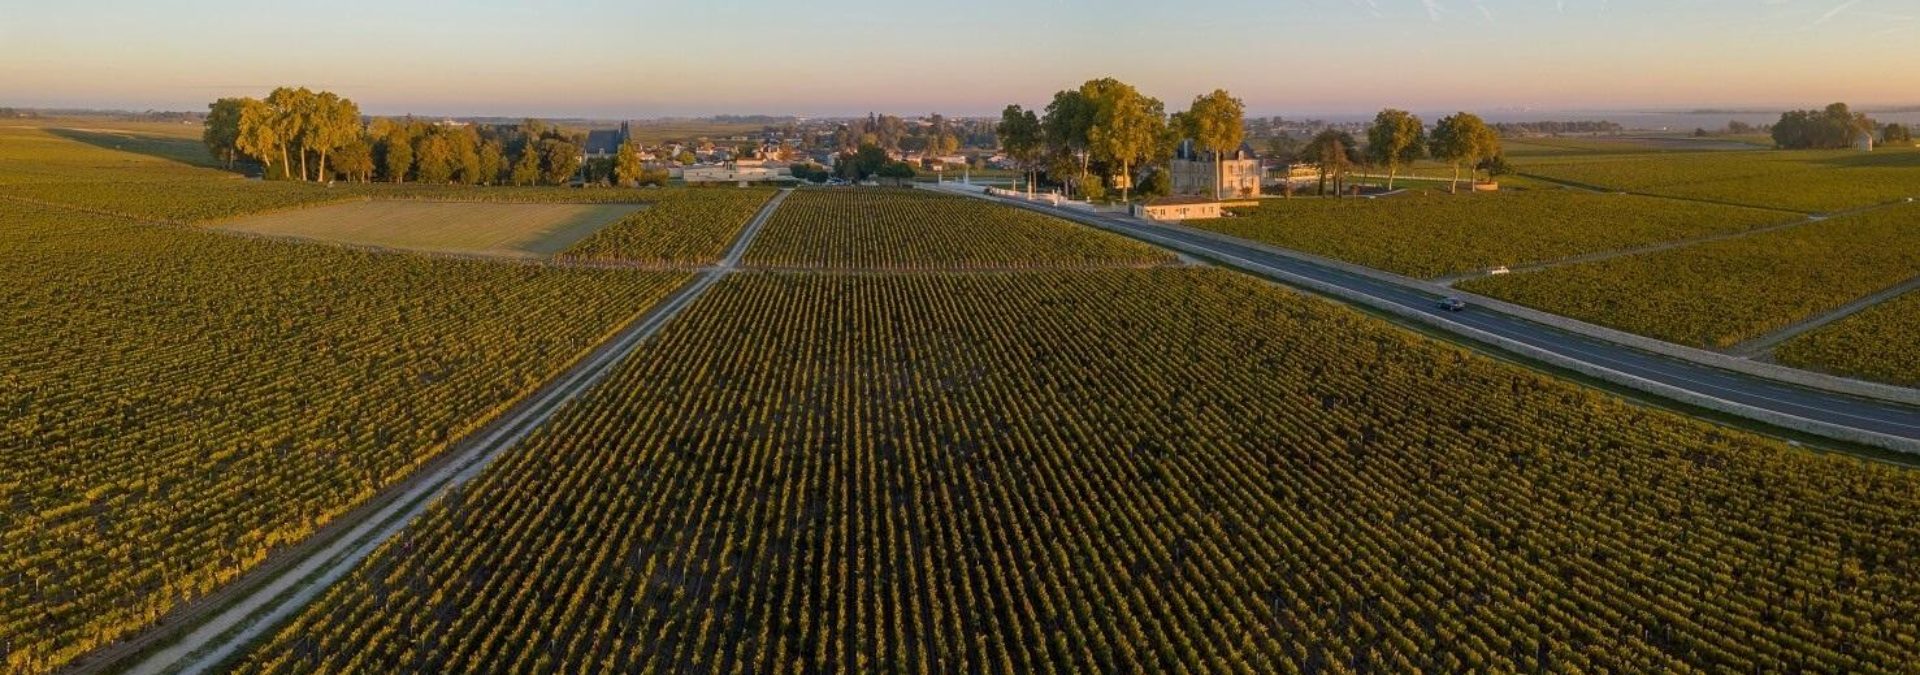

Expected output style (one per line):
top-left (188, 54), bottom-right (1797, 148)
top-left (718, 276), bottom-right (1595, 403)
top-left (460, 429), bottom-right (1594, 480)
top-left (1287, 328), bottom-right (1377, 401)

top-left (2, 0), bottom-right (1915, 117)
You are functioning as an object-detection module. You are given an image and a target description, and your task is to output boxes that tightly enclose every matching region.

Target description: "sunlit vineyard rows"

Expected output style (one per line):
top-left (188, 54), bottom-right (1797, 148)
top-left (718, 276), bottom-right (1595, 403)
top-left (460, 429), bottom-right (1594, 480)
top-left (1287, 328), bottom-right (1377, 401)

top-left (1460, 203), bottom-right (1920, 348)
top-left (558, 188), bottom-right (777, 266)
top-left (0, 202), bottom-right (685, 675)
top-left (1197, 190), bottom-right (1795, 278)
top-left (743, 188), bottom-right (1174, 269)
top-left (1517, 148), bottom-right (1920, 212)
top-left (240, 269), bottom-right (1920, 674)
top-left (1775, 289), bottom-right (1920, 387)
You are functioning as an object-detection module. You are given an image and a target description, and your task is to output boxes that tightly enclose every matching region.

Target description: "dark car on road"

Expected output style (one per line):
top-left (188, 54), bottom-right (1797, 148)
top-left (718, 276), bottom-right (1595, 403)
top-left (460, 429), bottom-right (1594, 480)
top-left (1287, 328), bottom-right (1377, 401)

top-left (1436, 297), bottom-right (1467, 312)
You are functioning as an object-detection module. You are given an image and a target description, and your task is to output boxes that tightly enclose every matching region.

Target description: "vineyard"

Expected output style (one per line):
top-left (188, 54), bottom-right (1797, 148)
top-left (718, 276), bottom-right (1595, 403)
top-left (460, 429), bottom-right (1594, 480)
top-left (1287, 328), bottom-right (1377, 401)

top-left (0, 201), bottom-right (686, 675)
top-left (1195, 190), bottom-right (1795, 278)
top-left (1459, 204), bottom-right (1920, 348)
top-left (1517, 148), bottom-right (1920, 212)
top-left (1775, 289), bottom-right (1920, 387)
top-left (558, 188), bottom-right (777, 266)
top-left (237, 269), bottom-right (1920, 674)
top-left (742, 188), bottom-right (1175, 269)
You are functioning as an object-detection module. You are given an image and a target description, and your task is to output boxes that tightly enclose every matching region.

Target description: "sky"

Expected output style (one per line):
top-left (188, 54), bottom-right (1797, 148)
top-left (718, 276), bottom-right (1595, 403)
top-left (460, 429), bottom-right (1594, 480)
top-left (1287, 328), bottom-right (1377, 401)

top-left (1, 0), bottom-right (1915, 118)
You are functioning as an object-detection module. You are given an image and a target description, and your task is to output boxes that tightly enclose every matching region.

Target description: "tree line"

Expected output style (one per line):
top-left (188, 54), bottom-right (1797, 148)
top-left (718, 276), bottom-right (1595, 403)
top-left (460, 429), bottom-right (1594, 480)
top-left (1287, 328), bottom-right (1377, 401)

top-left (995, 78), bottom-right (1506, 201)
top-left (1770, 102), bottom-right (1876, 150)
top-left (204, 88), bottom-right (665, 187)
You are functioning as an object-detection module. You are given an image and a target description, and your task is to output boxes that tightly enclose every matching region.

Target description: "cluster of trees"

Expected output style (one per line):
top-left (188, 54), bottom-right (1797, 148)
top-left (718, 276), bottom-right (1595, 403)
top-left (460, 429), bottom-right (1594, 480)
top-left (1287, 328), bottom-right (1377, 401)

top-left (997, 78), bottom-right (1197, 202)
top-left (1770, 103), bottom-right (1875, 149)
top-left (832, 112), bottom-right (986, 155)
top-left (1491, 120), bottom-right (1624, 137)
top-left (205, 88), bottom-right (668, 187)
top-left (1288, 111), bottom-right (1502, 196)
top-left (995, 78), bottom-right (1506, 202)
top-left (831, 144), bottom-right (917, 183)
top-left (203, 87), bottom-right (363, 180)
top-left (1883, 123), bottom-right (1912, 145)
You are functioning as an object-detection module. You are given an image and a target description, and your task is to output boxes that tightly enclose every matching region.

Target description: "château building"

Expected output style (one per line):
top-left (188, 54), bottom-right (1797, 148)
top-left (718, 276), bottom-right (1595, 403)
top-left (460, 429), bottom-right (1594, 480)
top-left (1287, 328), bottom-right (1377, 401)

top-left (1171, 139), bottom-right (1260, 198)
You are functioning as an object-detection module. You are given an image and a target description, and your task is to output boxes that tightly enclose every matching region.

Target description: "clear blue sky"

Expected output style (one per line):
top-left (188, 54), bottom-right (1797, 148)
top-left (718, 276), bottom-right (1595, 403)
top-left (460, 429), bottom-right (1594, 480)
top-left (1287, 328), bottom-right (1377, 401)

top-left (1, 0), bottom-right (1913, 118)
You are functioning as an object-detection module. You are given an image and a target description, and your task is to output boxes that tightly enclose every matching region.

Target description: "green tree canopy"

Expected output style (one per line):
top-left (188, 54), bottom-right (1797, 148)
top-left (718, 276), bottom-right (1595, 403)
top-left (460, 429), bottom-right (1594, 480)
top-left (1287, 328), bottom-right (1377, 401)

top-left (1431, 112), bottom-right (1499, 193)
top-left (1365, 109), bottom-right (1427, 190)
top-left (1185, 89), bottom-right (1246, 200)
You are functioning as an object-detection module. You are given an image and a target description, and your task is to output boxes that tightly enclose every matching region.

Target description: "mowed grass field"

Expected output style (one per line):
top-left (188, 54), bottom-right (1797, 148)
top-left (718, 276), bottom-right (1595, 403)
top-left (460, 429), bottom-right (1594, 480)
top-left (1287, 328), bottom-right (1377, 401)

top-left (215, 200), bottom-right (646, 258)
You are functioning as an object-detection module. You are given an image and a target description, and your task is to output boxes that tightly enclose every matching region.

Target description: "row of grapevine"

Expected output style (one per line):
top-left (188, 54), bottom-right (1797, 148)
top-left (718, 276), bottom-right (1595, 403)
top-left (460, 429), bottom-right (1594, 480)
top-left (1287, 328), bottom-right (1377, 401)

top-left (1459, 203), bottom-right (1920, 348)
top-left (239, 269), bottom-right (1920, 673)
top-left (1517, 147), bottom-right (1920, 212)
top-left (0, 202), bottom-right (687, 675)
top-left (557, 188), bottom-right (777, 266)
top-left (742, 188), bottom-right (1175, 269)
top-left (1775, 288), bottom-right (1920, 386)
top-left (1196, 189), bottom-right (1795, 278)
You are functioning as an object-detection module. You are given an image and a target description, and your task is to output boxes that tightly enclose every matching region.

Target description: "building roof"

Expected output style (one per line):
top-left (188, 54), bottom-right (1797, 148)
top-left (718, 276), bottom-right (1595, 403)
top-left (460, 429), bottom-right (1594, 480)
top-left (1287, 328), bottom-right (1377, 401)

top-left (1175, 139), bottom-right (1257, 162)
top-left (583, 128), bottom-right (624, 155)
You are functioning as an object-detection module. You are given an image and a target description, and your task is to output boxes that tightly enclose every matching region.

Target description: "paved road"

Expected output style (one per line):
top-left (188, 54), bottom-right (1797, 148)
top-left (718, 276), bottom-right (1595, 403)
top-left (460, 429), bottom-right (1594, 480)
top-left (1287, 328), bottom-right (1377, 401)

top-left (963, 189), bottom-right (1920, 453)
top-left (104, 189), bottom-right (792, 675)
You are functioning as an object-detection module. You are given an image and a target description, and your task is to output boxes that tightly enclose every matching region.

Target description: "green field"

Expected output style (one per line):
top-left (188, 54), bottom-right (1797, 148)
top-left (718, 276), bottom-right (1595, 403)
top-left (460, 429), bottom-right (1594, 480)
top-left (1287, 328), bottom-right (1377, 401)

top-left (1460, 204), bottom-right (1920, 349)
top-left (1196, 189), bottom-right (1795, 279)
top-left (1775, 289), bottom-right (1920, 387)
top-left (215, 200), bottom-right (646, 258)
top-left (744, 188), bottom-right (1174, 269)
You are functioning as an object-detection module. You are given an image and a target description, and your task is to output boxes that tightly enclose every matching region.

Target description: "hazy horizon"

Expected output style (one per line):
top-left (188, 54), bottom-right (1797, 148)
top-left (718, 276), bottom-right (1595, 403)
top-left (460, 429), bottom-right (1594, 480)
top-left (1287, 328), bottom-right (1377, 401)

top-left (4, 0), bottom-right (1917, 118)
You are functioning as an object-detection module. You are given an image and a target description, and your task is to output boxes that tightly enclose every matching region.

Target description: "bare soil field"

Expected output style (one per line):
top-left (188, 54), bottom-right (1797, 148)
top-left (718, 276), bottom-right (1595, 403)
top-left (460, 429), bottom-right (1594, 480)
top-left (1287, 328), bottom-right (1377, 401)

top-left (214, 200), bottom-right (646, 257)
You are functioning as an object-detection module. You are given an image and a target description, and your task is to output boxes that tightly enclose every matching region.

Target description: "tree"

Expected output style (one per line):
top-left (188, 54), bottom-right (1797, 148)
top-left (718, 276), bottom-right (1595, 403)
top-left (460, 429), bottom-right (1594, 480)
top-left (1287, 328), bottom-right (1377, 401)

top-left (998, 105), bottom-right (1043, 194)
top-left (539, 137), bottom-right (582, 185)
top-left (877, 160), bottom-right (916, 185)
top-left (1042, 88), bottom-right (1095, 197)
top-left (413, 131), bottom-right (454, 184)
top-left (264, 87), bottom-right (316, 180)
top-left (613, 137), bottom-right (645, 187)
top-left (1087, 82), bottom-right (1164, 202)
top-left (510, 143), bottom-right (542, 186)
top-left (306, 91), bottom-right (362, 182)
top-left (1882, 123), bottom-right (1912, 145)
top-left (1365, 109), bottom-right (1426, 190)
top-left (476, 139), bottom-right (505, 186)
top-left (451, 128), bottom-right (484, 185)
top-left (374, 121), bottom-right (414, 182)
top-left (1186, 89), bottom-right (1246, 200)
top-left (235, 98), bottom-right (283, 179)
top-left (203, 98), bottom-right (247, 169)
top-left (1302, 130), bottom-right (1357, 196)
top-left (332, 137), bottom-right (374, 183)
top-left (1431, 112), bottom-right (1498, 193)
